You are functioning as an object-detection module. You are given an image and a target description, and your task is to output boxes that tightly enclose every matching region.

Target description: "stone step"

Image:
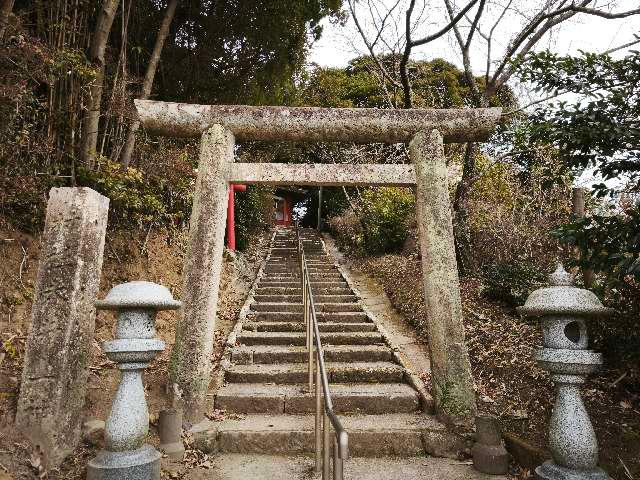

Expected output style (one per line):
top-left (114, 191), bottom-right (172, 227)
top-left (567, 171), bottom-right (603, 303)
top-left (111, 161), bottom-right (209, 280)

top-left (248, 312), bottom-right (369, 323)
top-left (265, 263), bottom-right (334, 269)
top-left (250, 303), bottom-right (361, 313)
top-left (263, 272), bottom-right (343, 279)
top-left (202, 454), bottom-right (503, 480)
top-left (225, 361), bottom-right (404, 384)
top-left (255, 287), bottom-right (353, 296)
top-left (215, 383), bottom-right (420, 414)
top-left (258, 281), bottom-right (348, 289)
top-left (231, 345), bottom-right (394, 365)
top-left (236, 331), bottom-right (384, 346)
top-left (242, 322), bottom-right (376, 333)
top-left (252, 294), bottom-right (358, 304)
top-left (267, 257), bottom-right (331, 261)
top-left (259, 276), bottom-right (344, 284)
top-left (191, 413), bottom-right (460, 458)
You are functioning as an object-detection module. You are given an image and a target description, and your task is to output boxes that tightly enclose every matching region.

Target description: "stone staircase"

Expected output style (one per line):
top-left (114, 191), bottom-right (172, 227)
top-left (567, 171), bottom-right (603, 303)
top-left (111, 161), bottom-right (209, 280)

top-left (192, 227), bottom-right (461, 458)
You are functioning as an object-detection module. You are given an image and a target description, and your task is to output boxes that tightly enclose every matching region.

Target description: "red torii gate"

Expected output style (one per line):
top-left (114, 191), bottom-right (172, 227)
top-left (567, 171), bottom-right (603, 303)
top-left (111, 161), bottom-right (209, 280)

top-left (226, 184), bottom-right (245, 251)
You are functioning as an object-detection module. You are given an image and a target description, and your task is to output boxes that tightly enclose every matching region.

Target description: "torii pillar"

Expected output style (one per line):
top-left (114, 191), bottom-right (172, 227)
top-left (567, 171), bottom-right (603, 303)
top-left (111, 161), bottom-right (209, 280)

top-left (169, 125), bottom-right (234, 423)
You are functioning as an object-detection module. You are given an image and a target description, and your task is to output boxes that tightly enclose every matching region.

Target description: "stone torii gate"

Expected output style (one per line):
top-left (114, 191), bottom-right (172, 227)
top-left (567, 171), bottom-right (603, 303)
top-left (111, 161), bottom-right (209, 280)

top-left (135, 100), bottom-right (502, 424)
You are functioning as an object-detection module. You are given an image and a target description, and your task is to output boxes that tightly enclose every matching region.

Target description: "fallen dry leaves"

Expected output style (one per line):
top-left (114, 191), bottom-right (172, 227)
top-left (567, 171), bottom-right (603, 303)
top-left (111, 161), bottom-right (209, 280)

top-left (356, 253), bottom-right (639, 479)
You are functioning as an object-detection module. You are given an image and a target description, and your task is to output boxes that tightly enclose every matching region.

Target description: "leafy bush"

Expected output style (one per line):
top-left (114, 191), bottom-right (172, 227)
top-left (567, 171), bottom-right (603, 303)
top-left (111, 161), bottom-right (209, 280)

top-left (360, 187), bottom-right (415, 255)
top-left (234, 186), bottom-right (275, 251)
top-left (78, 159), bottom-right (194, 229)
top-left (468, 152), bottom-right (572, 271)
top-left (328, 187), bottom-right (415, 255)
top-left (553, 204), bottom-right (640, 364)
top-left (554, 206), bottom-right (640, 284)
top-left (482, 261), bottom-right (546, 308)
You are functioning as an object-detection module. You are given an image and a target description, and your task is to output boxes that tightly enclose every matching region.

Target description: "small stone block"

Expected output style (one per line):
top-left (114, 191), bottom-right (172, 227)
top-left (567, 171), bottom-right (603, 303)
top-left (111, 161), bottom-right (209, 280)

top-left (159, 442), bottom-right (185, 461)
top-left (472, 443), bottom-right (510, 475)
top-left (422, 431), bottom-right (464, 459)
top-left (158, 410), bottom-right (184, 461)
top-left (189, 422), bottom-right (219, 453)
top-left (82, 420), bottom-right (106, 448)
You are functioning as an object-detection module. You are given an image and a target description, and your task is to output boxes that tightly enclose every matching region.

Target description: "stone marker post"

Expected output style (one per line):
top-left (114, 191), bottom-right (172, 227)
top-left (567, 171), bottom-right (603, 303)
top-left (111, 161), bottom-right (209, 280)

top-left (519, 265), bottom-right (612, 480)
top-left (409, 129), bottom-right (476, 421)
top-left (88, 281), bottom-right (181, 480)
top-left (16, 187), bottom-right (109, 468)
top-left (169, 124), bottom-right (235, 423)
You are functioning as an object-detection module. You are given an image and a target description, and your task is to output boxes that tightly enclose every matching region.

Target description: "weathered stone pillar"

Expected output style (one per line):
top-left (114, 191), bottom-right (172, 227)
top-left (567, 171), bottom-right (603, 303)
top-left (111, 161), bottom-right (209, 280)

top-left (409, 129), bottom-right (476, 421)
top-left (170, 124), bottom-right (234, 423)
top-left (16, 187), bottom-right (109, 467)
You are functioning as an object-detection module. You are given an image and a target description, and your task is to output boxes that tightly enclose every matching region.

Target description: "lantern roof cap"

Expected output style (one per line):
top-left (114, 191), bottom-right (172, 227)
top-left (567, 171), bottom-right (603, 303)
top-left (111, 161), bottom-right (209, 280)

top-left (517, 264), bottom-right (613, 318)
top-left (96, 281), bottom-right (182, 311)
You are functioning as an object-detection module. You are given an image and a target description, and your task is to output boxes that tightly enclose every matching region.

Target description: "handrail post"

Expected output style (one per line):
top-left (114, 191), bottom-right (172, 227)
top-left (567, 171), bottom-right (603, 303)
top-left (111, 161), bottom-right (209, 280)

top-left (334, 437), bottom-right (343, 480)
top-left (307, 280), bottom-right (313, 392)
top-left (315, 361), bottom-right (322, 473)
top-left (323, 405), bottom-right (331, 479)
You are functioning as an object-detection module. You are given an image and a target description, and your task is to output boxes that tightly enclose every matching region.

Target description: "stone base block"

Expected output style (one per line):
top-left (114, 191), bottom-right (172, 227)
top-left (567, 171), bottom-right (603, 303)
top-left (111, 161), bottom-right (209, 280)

top-left (159, 441), bottom-right (185, 461)
top-left (536, 461), bottom-right (609, 480)
top-left (87, 444), bottom-right (160, 480)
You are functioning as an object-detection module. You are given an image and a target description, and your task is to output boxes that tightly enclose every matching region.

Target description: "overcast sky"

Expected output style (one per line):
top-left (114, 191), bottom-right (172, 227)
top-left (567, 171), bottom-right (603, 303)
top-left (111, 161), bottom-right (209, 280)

top-left (309, 1), bottom-right (640, 80)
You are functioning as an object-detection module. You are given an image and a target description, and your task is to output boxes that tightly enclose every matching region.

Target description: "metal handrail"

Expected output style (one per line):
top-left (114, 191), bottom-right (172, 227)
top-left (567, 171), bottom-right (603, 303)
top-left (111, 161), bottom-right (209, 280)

top-left (295, 223), bottom-right (348, 479)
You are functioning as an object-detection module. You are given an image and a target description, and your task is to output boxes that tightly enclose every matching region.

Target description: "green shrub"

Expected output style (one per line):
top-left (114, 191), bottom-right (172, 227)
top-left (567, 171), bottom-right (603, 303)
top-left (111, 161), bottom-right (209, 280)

top-left (234, 186), bottom-right (274, 251)
top-left (482, 261), bottom-right (546, 308)
top-left (360, 187), bottom-right (415, 255)
top-left (554, 206), bottom-right (640, 364)
top-left (77, 160), bottom-right (193, 229)
top-left (327, 187), bottom-right (415, 256)
top-left (553, 206), bottom-right (640, 285)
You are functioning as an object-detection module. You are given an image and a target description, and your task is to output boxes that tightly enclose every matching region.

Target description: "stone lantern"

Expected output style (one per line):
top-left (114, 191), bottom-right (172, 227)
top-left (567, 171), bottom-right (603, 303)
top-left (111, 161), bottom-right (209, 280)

top-left (518, 265), bottom-right (613, 480)
top-left (87, 281), bottom-right (181, 480)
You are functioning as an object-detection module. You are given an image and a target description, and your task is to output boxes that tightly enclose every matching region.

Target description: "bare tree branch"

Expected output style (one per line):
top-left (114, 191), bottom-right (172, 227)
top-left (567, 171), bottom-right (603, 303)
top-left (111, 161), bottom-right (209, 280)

top-left (443, 0), bottom-right (483, 104)
top-left (602, 34), bottom-right (640, 55)
top-left (489, 0), bottom-right (593, 95)
top-left (348, 0), bottom-right (402, 88)
top-left (411, 0), bottom-right (479, 47)
top-left (464, 0), bottom-right (486, 51)
top-left (399, 0), bottom-right (479, 107)
top-left (567, 5), bottom-right (640, 19)
top-left (485, 0), bottom-right (514, 84)
top-left (399, 0), bottom-right (418, 108)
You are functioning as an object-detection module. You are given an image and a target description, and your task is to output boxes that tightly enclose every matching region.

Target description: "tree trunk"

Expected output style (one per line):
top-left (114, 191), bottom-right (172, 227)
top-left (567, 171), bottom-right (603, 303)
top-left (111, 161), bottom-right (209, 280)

top-left (119, 0), bottom-right (177, 167)
top-left (0, 0), bottom-right (15, 41)
top-left (80, 0), bottom-right (120, 169)
top-left (452, 142), bottom-right (477, 275)
top-left (572, 187), bottom-right (595, 287)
